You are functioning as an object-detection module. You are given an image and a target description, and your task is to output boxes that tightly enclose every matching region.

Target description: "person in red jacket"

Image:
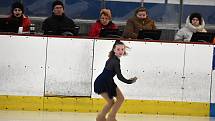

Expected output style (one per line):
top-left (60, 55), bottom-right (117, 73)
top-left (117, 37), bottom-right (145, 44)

top-left (88, 9), bottom-right (118, 37)
top-left (6, 2), bottom-right (31, 33)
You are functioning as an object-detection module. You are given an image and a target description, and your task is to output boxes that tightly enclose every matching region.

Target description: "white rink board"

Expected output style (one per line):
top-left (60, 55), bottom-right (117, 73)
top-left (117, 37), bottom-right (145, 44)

top-left (45, 38), bottom-right (93, 96)
top-left (120, 41), bottom-right (185, 101)
top-left (0, 35), bottom-right (213, 103)
top-left (0, 35), bottom-right (46, 96)
top-left (92, 40), bottom-right (186, 101)
top-left (183, 44), bottom-right (213, 102)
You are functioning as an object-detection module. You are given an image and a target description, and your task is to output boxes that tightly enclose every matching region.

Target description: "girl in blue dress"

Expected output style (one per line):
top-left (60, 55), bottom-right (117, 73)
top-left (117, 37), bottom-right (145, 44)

top-left (94, 40), bottom-right (137, 121)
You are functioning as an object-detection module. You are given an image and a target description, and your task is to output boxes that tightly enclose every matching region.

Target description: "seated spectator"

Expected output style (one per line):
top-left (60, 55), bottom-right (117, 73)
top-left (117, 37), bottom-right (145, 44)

top-left (4, 2), bottom-right (31, 33)
top-left (175, 13), bottom-right (207, 42)
top-left (88, 8), bottom-right (118, 37)
top-left (42, 0), bottom-right (77, 35)
top-left (122, 7), bottom-right (156, 39)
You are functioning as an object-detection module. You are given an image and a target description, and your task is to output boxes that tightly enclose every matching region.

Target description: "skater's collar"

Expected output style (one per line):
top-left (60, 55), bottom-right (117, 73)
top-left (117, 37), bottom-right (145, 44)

top-left (113, 55), bottom-right (120, 60)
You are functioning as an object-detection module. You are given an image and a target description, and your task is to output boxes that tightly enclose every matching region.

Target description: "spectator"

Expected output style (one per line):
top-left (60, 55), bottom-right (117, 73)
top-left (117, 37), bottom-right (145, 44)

top-left (122, 7), bottom-right (156, 39)
top-left (88, 8), bottom-right (118, 37)
top-left (6, 2), bottom-right (31, 33)
top-left (42, 0), bottom-right (77, 35)
top-left (175, 13), bottom-right (207, 42)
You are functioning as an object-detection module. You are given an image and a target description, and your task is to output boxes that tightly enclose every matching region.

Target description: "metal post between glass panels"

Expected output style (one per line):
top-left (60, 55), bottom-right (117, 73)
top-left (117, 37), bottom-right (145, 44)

top-left (179, 0), bottom-right (183, 29)
top-left (101, 0), bottom-right (106, 8)
top-left (141, 0), bottom-right (144, 7)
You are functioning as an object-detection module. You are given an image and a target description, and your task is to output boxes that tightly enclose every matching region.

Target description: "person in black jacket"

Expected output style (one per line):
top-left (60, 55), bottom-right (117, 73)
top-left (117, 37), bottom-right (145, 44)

top-left (42, 0), bottom-right (77, 35)
top-left (94, 40), bottom-right (137, 121)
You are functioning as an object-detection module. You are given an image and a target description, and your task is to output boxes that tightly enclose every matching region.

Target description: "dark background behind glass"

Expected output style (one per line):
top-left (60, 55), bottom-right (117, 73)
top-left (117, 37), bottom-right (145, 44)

top-left (0, 0), bottom-right (214, 24)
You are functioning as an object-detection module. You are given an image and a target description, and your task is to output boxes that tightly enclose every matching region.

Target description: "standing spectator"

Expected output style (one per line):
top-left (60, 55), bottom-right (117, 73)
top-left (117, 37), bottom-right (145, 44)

top-left (42, 0), bottom-right (77, 35)
top-left (175, 13), bottom-right (207, 42)
top-left (122, 7), bottom-right (156, 39)
top-left (6, 2), bottom-right (31, 33)
top-left (88, 9), bottom-right (118, 37)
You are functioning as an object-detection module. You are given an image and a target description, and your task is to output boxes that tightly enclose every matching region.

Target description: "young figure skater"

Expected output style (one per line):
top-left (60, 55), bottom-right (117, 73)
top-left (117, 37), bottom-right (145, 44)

top-left (94, 40), bottom-right (137, 121)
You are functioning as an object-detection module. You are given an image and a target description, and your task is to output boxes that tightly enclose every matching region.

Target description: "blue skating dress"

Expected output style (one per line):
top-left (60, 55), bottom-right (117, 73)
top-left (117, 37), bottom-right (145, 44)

top-left (94, 55), bottom-right (133, 99)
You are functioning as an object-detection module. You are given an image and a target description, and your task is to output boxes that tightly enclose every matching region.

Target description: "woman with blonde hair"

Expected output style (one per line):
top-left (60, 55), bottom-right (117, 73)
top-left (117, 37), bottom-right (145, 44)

top-left (88, 9), bottom-right (118, 37)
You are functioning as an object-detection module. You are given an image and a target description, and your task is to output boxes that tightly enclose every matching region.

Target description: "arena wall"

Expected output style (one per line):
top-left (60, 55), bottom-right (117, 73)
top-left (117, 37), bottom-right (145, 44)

top-left (0, 35), bottom-right (214, 116)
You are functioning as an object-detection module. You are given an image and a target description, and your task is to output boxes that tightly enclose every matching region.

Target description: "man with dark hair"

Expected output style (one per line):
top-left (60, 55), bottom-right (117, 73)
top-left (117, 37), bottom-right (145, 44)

top-left (42, 0), bottom-right (77, 35)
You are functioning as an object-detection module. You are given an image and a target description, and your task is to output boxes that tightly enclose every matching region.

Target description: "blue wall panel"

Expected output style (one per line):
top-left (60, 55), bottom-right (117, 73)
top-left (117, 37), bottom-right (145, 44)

top-left (211, 103), bottom-right (215, 117)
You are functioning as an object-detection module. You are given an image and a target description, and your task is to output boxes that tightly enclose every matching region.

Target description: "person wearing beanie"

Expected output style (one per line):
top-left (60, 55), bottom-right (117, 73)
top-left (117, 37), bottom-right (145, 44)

top-left (11, 2), bottom-right (24, 16)
top-left (52, 0), bottom-right (64, 12)
top-left (6, 2), bottom-right (31, 33)
top-left (122, 7), bottom-right (156, 39)
top-left (42, 0), bottom-right (77, 35)
top-left (88, 8), bottom-right (118, 37)
top-left (175, 12), bottom-right (207, 42)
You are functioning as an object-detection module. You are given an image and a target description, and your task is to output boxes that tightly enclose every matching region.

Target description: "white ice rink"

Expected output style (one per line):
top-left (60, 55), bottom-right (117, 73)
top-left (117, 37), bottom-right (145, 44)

top-left (0, 110), bottom-right (214, 121)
